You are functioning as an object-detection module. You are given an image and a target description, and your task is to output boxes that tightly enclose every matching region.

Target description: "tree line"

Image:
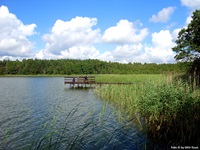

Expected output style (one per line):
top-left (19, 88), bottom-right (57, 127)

top-left (0, 59), bottom-right (189, 75)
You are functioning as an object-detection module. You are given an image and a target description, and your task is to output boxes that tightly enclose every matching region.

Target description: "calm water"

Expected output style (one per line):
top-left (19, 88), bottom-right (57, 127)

top-left (0, 77), bottom-right (146, 149)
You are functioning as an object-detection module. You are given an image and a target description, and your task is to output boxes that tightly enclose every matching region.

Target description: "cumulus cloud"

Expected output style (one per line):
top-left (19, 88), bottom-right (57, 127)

top-left (143, 30), bottom-right (176, 63)
top-left (111, 44), bottom-right (142, 62)
top-left (172, 28), bottom-right (181, 41)
top-left (0, 5), bottom-right (36, 58)
top-left (149, 7), bottom-right (175, 23)
top-left (60, 46), bottom-right (100, 59)
top-left (103, 30), bottom-right (176, 64)
top-left (152, 30), bottom-right (173, 48)
top-left (101, 29), bottom-right (177, 63)
top-left (180, 0), bottom-right (200, 10)
top-left (41, 16), bottom-right (101, 57)
top-left (98, 51), bottom-right (114, 62)
top-left (185, 14), bottom-right (192, 25)
top-left (39, 16), bottom-right (176, 64)
top-left (39, 18), bottom-right (148, 62)
top-left (102, 20), bottom-right (148, 44)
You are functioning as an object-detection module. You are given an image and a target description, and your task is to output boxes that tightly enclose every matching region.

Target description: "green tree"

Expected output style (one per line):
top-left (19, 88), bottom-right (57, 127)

top-left (172, 10), bottom-right (200, 61)
top-left (0, 60), bottom-right (6, 74)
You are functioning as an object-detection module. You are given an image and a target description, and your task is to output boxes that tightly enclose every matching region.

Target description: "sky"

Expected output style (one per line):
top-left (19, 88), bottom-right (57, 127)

top-left (0, 0), bottom-right (200, 63)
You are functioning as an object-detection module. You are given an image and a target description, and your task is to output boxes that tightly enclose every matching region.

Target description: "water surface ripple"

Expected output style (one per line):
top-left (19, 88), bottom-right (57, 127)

top-left (0, 77), bottom-right (145, 149)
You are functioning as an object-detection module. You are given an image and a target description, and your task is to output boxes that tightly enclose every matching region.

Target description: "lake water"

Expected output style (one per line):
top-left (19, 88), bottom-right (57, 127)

top-left (0, 77), bottom-right (146, 149)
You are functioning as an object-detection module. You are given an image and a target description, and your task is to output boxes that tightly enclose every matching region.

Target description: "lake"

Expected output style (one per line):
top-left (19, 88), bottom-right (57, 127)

top-left (0, 77), bottom-right (146, 149)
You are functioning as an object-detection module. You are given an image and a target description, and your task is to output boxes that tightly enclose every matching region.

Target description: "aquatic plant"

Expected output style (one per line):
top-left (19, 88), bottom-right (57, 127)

top-left (26, 104), bottom-right (146, 149)
top-left (95, 74), bottom-right (200, 147)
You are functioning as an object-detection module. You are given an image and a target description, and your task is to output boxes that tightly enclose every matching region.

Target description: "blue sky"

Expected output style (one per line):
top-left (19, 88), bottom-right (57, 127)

top-left (0, 0), bottom-right (200, 63)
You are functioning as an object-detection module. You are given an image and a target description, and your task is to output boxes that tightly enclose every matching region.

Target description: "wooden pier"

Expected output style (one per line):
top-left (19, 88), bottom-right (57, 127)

top-left (64, 76), bottom-right (133, 88)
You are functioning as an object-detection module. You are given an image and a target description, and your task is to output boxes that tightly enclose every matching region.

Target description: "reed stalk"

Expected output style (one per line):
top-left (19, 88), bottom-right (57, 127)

top-left (95, 74), bottom-right (200, 147)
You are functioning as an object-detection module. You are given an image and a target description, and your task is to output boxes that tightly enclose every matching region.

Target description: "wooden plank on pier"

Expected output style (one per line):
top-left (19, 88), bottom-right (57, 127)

top-left (64, 76), bottom-right (95, 84)
top-left (64, 76), bottom-right (135, 88)
top-left (64, 76), bottom-right (133, 85)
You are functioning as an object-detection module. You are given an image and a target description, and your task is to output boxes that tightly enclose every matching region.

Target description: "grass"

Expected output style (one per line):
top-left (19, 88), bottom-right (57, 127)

top-left (94, 74), bottom-right (200, 147)
top-left (95, 74), bottom-right (163, 83)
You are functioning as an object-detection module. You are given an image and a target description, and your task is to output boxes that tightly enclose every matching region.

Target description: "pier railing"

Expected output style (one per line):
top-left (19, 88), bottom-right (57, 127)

top-left (64, 76), bottom-right (96, 84)
top-left (64, 76), bottom-right (134, 88)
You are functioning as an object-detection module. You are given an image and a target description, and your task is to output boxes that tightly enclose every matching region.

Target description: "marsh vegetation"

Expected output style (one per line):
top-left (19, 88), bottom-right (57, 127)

top-left (95, 74), bottom-right (200, 148)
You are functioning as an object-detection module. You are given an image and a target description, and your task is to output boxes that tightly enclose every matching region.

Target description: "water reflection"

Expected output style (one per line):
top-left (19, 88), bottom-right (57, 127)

top-left (0, 77), bottom-right (146, 149)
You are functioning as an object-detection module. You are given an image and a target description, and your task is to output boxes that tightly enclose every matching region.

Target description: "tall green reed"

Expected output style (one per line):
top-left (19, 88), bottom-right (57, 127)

top-left (95, 74), bottom-right (200, 147)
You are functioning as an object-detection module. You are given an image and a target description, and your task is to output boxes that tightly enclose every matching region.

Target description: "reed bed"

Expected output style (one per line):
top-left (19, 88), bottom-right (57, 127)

top-left (95, 74), bottom-right (200, 147)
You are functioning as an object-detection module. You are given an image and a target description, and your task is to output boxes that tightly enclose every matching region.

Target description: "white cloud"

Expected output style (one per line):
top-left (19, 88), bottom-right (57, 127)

top-left (41, 16), bottom-right (101, 56)
top-left (111, 44), bottom-right (142, 62)
top-left (36, 45), bottom-right (100, 60)
top-left (61, 46), bottom-right (100, 59)
top-left (39, 17), bottom-right (151, 63)
top-left (180, 0), bottom-right (200, 10)
top-left (180, 0), bottom-right (200, 27)
top-left (98, 51), bottom-right (114, 62)
top-left (35, 49), bottom-right (60, 59)
top-left (0, 5), bottom-right (36, 57)
top-left (172, 28), bottom-right (181, 41)
top-left (143, 30), bottom-right (176, 63)
top-left (185, 15), bottom-right (192, 25)
top-left (152, 30), bottom-right (173, 48)
top-left (102, 30), bottom-right (176, 64)
top-left (149, 7), bottom-right (175, 23)
top-left (102, 20), bottom-right (148, 44)
top-left (39, 18), bottom-right (151, 63)
top-left (100, 20), bottom-right (178, 63)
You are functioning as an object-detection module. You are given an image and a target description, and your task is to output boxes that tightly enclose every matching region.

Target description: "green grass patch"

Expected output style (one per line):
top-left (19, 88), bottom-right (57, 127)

top-left (95, 74), bottom-right (164, 83)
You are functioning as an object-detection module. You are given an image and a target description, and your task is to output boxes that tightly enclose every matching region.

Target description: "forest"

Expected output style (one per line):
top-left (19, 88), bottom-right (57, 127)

top-left (0, 59), bottom-right (190, 75)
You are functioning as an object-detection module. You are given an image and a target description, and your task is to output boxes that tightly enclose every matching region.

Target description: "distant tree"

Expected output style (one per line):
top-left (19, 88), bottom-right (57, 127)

top-left (0, 60), bottom-right (6, 74)
top-left (172, 10), bottom-right (200, 61)
top-left (0, 59), bottom-right (188, 75)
